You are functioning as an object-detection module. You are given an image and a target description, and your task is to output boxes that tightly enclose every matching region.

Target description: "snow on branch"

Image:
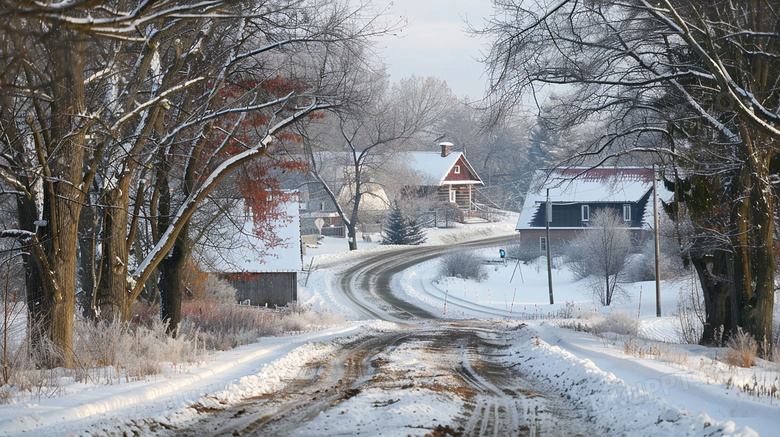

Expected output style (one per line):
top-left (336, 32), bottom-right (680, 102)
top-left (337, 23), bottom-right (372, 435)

top-left (130, 97), bottom-right (333, 298)
top-left (0, 229), bottom-right (36, 241)
top-left (111, 77), bottom-right (205, 130)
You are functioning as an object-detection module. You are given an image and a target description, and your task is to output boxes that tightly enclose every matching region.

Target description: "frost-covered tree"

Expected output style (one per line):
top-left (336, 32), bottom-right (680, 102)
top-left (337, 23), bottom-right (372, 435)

top-left (0, 0), bottom-right (395, 365)
top-left (481, 0), bottom-right (780, 349)
top-left (567, 210), bottom-right (632, 306)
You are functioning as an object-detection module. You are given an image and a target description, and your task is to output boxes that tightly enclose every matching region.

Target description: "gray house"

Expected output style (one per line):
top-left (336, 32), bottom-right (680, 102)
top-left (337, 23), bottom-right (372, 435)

top-left (516, 167), bottom-right (661, 252)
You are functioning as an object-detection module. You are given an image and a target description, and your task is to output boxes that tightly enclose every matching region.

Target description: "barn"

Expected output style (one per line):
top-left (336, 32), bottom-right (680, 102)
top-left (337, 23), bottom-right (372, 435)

top-left (212, 192), bottom-right (302, 308)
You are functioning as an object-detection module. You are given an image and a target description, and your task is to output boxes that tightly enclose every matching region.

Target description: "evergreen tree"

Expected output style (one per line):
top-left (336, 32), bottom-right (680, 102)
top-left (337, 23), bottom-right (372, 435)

top-left (405, 215), bottom-right (427, 245)
top-left (382, 201), bottom-right (426, 245)
top-left (382, 202), bottom-right (407, 245)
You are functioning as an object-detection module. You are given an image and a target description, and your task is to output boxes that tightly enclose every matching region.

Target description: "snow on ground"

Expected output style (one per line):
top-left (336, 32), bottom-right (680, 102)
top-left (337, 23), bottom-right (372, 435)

top-left (2, 211), bottom-right (780, 436)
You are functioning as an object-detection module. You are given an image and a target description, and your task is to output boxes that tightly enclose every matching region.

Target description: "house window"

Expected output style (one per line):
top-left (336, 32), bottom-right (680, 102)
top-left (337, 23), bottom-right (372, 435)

top-left (623, 204), bottom-right (631, 221)
top-left (581, 205), bottom-right (590, 222)
top-left (453, 165), bottom-right (461, 174)
top-left (449, 188), bottom-right (457, 203)
top-left (540, 237), bottom-right (547, 252)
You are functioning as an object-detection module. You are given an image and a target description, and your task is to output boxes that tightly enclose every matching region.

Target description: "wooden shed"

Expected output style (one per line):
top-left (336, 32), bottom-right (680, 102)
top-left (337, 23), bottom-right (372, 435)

top-left (211, 192), bottom-right (302, 307)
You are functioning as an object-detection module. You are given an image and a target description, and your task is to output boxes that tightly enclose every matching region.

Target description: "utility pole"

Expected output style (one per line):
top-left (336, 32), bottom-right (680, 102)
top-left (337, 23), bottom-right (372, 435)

top-left (546, 188), bottom-right (554, 304)
top-left (653, 168), bottom-right (661, 317)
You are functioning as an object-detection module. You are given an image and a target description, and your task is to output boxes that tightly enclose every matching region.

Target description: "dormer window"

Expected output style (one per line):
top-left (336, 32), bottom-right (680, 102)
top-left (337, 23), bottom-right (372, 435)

top-left (453, 165), bottom-right (461, 174)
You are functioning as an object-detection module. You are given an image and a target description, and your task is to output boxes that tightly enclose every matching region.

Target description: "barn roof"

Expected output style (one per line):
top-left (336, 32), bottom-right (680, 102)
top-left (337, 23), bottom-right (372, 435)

top-left (208, 192), bottom-right (301, 273)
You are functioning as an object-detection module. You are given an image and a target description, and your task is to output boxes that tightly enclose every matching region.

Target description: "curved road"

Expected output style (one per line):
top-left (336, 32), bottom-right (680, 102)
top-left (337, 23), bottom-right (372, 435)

top-left (170, 235), bottom-right (592, 436)
top-left (336, 235), bottom-right (520, 321)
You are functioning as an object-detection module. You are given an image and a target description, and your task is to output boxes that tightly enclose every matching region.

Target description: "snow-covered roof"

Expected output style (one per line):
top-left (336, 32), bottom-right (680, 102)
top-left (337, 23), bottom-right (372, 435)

top-left (405, 151), bottom-right (482, 185)
top-left (210, 194), bottom-right (301, 273)
top-left (517, 168), bottom-right (665, 230)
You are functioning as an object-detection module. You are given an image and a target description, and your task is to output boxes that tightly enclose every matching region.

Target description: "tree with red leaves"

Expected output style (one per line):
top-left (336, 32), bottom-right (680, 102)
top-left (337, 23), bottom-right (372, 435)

top-left (0, 0), bottom-right (398, 363)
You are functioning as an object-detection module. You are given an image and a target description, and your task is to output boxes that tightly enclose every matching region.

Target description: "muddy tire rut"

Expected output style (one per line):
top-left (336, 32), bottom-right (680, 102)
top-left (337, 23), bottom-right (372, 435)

top-left (170, 322), bottom-right (590, 436)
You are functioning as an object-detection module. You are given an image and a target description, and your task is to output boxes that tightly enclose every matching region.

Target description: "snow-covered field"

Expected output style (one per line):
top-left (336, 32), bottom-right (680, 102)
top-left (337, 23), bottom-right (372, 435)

top-left (1, 212), bottom-right (779, 436)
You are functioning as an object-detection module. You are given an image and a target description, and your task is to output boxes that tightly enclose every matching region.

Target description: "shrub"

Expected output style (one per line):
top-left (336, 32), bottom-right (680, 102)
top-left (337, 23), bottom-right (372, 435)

top-left (591, 311), bottom-right (639, 336)
top-left (503, 240), bottom-right (543, 263)
top-left (72, 317), bottom-right (199, 383)
top-left (180, 301), bottom-right (345, 351)
top-left (438, 251), bottom-right (487, 281)
top-left (435, 202), bottom-right (463, 228)
top-left (724, 328), bottom-right (758, 368)
top-left (198, 275), bottom-right (238, 304)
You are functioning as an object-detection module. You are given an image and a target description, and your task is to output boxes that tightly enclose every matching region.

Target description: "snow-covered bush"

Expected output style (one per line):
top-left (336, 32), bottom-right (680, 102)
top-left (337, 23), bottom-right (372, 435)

top-left (503, 240), bottom-right (542, 263)
top-left (435, 202), bottom-right (463, 228)
top-left (0, 323), bottom-right (64, 403)
top-left (591, 311), bottom-right (639, 336)
top-left (437, 251), bottom-right (487, 281)
top-left (623, 237), bottom-right (686, 283)
top-left (199, 276), bottom-right (238, 304)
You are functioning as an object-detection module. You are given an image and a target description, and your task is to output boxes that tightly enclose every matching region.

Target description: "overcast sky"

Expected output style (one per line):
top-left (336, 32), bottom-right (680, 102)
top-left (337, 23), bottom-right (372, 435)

top-left (375, 0), bottom-right (495, 101)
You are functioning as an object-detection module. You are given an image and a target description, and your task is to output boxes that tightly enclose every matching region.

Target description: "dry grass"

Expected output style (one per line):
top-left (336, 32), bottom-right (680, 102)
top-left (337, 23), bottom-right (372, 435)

top-left (0, 295), bottom-right (343, 404)
top-left (724, 328), bottom-right (758, 368)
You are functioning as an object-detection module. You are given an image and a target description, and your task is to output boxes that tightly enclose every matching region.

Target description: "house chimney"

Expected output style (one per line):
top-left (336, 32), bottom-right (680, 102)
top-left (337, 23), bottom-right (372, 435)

top-left (440, 142), bottom-right (453, 157)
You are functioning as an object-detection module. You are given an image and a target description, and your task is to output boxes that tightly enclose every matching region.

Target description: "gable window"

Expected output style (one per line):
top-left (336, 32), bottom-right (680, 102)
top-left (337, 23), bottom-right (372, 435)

top-left (453, 165), bottom-right (461, 174)
top-left (623, 204), bottom-right (631, 221)
top-left (581, 205), bottom-right (590, 222)
top-left (540, 237), bottom-right (547, 252)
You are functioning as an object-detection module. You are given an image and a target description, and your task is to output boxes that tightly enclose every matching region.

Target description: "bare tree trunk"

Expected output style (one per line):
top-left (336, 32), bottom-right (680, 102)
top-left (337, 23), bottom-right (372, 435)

top-left (96, 179), bottom-right (132, 321)
top-left (347, 222), bottom-right (358, 251)
top-left (33, 26), bottom-right (88, 368)
top-left (154, 157), bottom-right (187, 336)
top-left (745, 141), bottom-right (774, 354)
top-left (159, 226), bottom-right (187, 337)
top-left (77, 200), bottom-right (98, 320)
top-left (691, 253), bottom-right (733, 345)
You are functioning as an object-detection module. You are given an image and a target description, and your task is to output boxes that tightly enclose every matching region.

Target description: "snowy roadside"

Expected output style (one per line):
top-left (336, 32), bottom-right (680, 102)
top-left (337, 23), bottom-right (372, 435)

top-left (500, 322), bottom-right (770, 436)
top-left (0, 322), bottom-right (393, 436)
top-left (3, 211), bottom-right (780, 436)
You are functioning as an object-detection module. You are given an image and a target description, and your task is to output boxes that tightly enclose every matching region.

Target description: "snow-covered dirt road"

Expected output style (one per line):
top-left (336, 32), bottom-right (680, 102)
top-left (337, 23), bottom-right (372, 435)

top-left (163, 236), bottom-right (596, 436)
top-left (3, 217), bottom-right (775, 436)
top-left (164, 321), bottom-right (591, 437)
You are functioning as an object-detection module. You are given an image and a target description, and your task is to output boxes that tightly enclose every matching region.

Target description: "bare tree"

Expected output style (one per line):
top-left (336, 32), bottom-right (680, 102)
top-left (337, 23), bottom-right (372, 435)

top-left (480, 0), bottom-right (780, 349)
top-left (567, 210), bottom-right (633, 306)
top-left (303, 75), bottom-right (454, 250)
top-left (0, 0), bottom-right (395, 364)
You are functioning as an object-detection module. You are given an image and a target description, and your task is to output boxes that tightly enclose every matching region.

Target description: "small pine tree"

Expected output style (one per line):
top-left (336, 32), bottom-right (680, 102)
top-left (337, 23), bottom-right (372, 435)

top-left (382, 201), bottom-right (427, 245)
top-left (405, 215), bottom-right (426, 245)
top-left (382, 201), bottom-right (408, 245)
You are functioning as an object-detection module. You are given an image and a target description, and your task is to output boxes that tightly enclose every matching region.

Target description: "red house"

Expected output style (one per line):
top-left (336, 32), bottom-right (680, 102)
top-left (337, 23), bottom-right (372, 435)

top-left (405, 142), bottom-right (484, 211)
